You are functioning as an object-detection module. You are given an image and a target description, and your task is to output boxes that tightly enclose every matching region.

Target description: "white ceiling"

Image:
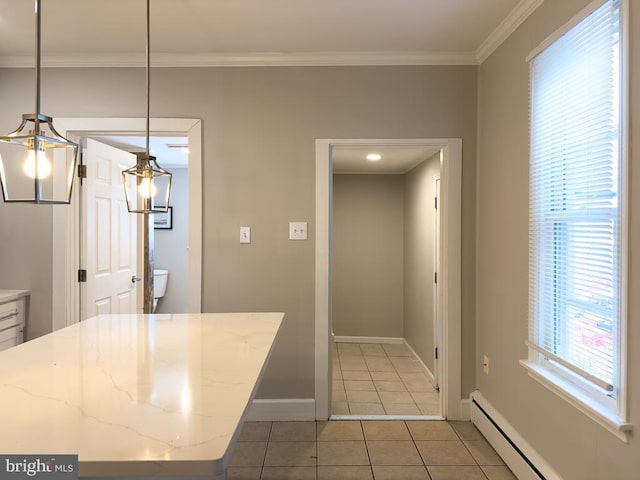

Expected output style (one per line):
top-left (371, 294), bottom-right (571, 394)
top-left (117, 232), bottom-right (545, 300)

top-left (333, 146), bottom-right (440, 174)
top-left (94, 135), bottom-right (188, 168)
top-left (0, 0), bottom-right (542, 67)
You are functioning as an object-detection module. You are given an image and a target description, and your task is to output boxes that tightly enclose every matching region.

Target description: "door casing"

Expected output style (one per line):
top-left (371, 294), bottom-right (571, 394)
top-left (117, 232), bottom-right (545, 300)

top-left (315, 138), bottom-right (462, 420)
top-left (51, 118), bottom-right (203, 330)
top-left (433, 175), bottom-right (441, 392)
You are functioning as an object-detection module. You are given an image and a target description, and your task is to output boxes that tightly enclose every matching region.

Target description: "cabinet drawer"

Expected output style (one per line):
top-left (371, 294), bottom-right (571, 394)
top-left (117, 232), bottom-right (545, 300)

top-left (0, 308), bottom-right (20, 331)
top-left (0, 300), bottom-right (18, 317)
top-left (0, 296), bottom-right (26, 352)
top-left (0, 335), bottom-right (19, 353)
top-left (0, 324), bottom-right (21, 351)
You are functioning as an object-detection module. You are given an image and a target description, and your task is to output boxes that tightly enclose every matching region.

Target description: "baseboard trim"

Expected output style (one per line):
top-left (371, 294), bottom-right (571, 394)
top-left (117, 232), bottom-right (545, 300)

top-left (247, 398), bottom-right (316, 421)
top-left (334, 336), bottom-right (403, 344)
top-left (402, 339), bottom-right (436, 387)
top-left (471, 391), bottom-right (563, 480)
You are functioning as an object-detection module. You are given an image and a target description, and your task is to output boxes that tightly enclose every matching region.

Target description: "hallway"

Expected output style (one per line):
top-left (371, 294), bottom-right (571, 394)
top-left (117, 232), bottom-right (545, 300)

top-left (332, 342), bottom-right (440, 416)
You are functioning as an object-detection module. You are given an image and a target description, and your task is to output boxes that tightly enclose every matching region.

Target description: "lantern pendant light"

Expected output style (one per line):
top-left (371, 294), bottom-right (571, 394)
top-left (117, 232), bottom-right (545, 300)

top-left (0, 0), bottom-right (78, 204)
top-left (122, 0), bottom-right (171, 214)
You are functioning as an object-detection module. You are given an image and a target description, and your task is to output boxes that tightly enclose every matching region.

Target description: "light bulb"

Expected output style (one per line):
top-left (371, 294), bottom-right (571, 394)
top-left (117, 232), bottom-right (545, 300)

top-left (23, 149), bottom-right (52, 179)
top-left (366, 153), bottom-right (382, 161)
top-left (138, 177), bottom-right (157, 199)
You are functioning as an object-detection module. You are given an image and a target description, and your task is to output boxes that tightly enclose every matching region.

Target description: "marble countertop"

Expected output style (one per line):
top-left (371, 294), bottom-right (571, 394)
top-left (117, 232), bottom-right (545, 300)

top-left (0, 289), bottom-right (30, 303)
top-left (0, 312), bottom-right (284, 478)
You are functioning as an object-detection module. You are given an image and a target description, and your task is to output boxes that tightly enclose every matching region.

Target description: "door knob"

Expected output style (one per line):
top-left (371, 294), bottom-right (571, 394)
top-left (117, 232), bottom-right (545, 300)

top-left (131, 275), bottom-right (141, 283)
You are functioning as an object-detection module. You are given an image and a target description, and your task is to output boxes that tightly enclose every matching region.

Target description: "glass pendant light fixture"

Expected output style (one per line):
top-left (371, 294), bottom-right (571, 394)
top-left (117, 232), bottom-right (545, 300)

top-left (122, 0), bottom-right (171, 213)
top-left (0, 0), bottom-right (78, 204)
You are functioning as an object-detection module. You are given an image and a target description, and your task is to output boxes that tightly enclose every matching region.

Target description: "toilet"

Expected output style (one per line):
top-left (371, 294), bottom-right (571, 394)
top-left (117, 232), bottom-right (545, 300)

top-left (153, 269), bottom-right (169, 312)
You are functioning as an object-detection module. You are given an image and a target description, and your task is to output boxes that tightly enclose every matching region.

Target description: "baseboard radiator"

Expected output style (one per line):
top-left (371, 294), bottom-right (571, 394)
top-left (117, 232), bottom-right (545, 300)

top-left (471, 392), bottom-right (562, 480)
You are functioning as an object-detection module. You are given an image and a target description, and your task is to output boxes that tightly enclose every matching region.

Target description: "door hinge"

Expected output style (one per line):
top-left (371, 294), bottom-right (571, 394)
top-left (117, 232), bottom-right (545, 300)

top-left (78, 269), bottom-right (87, 283)
top-left (435, 196), bottom-right (438, 209)
top-left (435, 347), bottom-right (438, 360)
top-left (434, 272), bottom-right (438, 284)
top-left (77, 164), bottom-right (87, 179)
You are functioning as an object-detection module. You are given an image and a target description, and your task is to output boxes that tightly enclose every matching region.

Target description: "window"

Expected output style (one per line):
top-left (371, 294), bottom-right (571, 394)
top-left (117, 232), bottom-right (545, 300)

top-left (523, 0), bottom-right (630, 439)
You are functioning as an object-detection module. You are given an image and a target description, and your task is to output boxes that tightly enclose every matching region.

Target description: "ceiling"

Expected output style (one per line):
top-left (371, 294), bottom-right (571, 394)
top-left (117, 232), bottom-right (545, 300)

top-left (0, 0), bottom-right (542, 67)
top-left (333, 146), bottom-right (440, 174)
top-left (95, 135), bottom-right (188, 168)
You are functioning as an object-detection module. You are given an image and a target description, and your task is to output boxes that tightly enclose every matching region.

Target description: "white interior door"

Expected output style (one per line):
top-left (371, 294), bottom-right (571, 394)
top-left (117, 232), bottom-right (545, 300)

top-left (82, 138), bottom-right (138, 319)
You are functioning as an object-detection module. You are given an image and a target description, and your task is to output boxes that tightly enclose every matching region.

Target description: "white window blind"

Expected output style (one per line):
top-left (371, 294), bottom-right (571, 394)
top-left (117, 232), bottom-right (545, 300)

top-left (528, 0), bottom-right (621, 394)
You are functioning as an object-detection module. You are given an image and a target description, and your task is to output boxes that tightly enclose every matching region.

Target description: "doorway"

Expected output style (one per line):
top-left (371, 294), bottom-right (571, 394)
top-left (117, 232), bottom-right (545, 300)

top-left (50, 118), bottom-right (202, 329)
top-left (82, 135), bottom-right (191, 317)
top-left (315, 138), bottom-right (462, 421)
top-left (331, 146), bottom-right (442, 418)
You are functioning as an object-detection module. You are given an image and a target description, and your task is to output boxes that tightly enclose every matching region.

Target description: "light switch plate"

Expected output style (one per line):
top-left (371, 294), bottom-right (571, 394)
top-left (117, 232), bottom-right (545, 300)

top-left (289, 222), bottom-right (308, 240)
top-left (240, 226), bottom-right (251, 244)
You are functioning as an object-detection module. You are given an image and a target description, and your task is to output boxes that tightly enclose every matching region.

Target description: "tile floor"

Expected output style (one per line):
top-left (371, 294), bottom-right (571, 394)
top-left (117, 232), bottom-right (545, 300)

top-left (332, 342), bottom-right (440, 416)
top-left (225, 419), bottom-right (517, 480)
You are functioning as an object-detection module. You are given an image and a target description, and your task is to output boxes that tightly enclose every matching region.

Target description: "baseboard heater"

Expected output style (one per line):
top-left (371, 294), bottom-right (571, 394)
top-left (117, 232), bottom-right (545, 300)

top-left (470, 392), bottom-right (561, 480)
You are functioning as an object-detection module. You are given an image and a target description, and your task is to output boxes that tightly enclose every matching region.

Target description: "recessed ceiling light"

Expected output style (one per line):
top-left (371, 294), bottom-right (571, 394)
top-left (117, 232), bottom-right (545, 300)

top-left (366, 153), bottom-right (382, 161)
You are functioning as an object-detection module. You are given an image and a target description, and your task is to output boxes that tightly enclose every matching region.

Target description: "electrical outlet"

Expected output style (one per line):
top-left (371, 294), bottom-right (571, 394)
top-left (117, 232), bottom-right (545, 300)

top-left (483, 355), bottom-right (489, 375)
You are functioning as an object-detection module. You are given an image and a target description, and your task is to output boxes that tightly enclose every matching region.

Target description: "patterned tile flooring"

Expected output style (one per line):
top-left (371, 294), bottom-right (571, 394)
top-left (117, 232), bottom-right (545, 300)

top-left (332, 342), bottom-right (440, 416)
top-left (225, 419), bottom-right (517, 480)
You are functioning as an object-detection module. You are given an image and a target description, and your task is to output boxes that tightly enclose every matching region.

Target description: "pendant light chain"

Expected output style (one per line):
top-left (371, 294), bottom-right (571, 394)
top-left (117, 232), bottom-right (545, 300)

top-left (34, 0), bottom-right (42, 136)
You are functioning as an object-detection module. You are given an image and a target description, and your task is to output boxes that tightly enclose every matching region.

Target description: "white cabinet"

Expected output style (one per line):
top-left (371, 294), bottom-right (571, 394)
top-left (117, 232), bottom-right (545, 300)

top-left (0, 291), bottom-right (28, 353)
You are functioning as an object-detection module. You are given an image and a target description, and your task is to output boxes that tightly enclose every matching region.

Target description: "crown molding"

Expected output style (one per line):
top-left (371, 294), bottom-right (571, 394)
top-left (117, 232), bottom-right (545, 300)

top-left (475, 0), bottom-right (544, 64)
top-left (0, 50), bottom-right (478, 68)
top-left (0, 0), bottom-right (544, 70)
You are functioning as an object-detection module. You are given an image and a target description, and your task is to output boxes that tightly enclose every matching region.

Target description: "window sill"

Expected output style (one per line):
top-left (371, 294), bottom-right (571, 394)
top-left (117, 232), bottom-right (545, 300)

top-left (520, 360), bottom-right (632, 442)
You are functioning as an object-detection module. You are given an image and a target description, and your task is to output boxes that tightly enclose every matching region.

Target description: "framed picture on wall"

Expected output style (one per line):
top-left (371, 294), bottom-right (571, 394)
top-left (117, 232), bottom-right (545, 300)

top-left (154, 207), bottom-right (173, 230)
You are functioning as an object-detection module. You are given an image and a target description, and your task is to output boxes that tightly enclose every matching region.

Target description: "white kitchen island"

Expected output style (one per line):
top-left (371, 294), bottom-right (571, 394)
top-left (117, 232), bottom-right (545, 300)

top-left (0, 312), bottom-right (284, 478)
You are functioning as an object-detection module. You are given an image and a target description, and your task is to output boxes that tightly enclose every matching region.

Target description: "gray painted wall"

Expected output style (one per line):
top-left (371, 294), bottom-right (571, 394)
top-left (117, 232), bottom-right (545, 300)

top-left (332, 174), bottom-right (404, 338)
top-left (0, 203), bottom-right (52, 340)
top-left (0, 65), bottom-right (477, 399)
top-left (155, 167), bottom-right (188, 314)
top-left (476, 1), bottom-right (639, 479)
top-left (403, 153), bottom-right (439, 374)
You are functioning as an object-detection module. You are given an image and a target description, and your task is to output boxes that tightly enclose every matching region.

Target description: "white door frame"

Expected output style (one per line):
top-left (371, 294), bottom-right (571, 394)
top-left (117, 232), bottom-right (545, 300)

top-left (51, 118), bottom-right (203, 330)
top-left (315, 138), bottom-right (462, 420)
top-left (433, 175), bottom-right (441, 392)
